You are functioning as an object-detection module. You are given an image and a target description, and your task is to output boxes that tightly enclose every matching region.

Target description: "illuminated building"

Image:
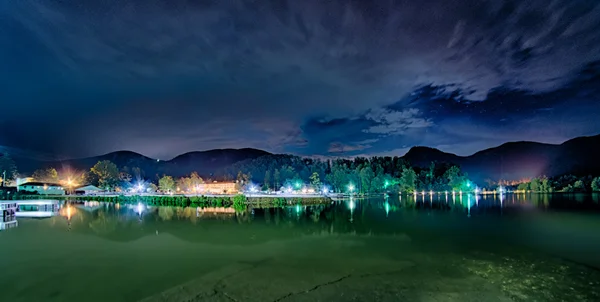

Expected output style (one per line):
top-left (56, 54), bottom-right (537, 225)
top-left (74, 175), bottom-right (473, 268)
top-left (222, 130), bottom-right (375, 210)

top-left (197, 182), bottom-right (237, 194)
top-left (17, 182), bottom-right (65, 195)
top-left (74, 185), bottom-right (103, 195)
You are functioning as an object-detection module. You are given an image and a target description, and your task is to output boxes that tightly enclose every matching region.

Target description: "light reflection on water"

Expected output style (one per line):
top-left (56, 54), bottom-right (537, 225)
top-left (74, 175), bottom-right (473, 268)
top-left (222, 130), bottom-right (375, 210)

top-left (0, 193), bottom-right (599, 301)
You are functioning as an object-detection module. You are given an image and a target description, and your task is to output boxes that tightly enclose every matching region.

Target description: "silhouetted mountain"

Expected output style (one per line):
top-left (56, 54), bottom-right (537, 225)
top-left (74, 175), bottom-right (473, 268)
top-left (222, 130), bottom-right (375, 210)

top-left (401, 134), bottom-right (600, 183)
top-left (163, 148), bottom-right (271, 177)
top-left (26, 151), bottom-right (160, 176)
top-left (10, 135), bottom-right (600, 184)
top-left (15, 148), bottom-right (271, 179)
top-left (403, 146), bottom-right (461, 167)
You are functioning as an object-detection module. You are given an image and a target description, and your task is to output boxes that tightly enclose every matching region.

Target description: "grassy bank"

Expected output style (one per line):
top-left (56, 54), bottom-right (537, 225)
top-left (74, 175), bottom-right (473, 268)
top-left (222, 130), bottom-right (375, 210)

top-left (246, 196), bottom-right (332, 207)
top-left (1, 194), bottom-right (332, 209)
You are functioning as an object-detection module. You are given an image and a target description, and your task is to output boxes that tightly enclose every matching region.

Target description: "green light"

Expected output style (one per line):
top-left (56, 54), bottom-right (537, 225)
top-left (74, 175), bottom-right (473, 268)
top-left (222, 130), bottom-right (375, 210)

top-left (294, 182), bottom-right (301, 189)
top-left (384, 180), bottom-right (389, 188)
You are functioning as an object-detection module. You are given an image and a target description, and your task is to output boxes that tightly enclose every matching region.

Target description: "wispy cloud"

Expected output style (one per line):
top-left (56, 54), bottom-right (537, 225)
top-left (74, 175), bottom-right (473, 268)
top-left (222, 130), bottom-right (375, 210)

top-left (363, 108), bottom-right (432, 135)
top-left (328, 141), bottom-right (374, 153)
top-left (2, 0), bottom-right (600, 157)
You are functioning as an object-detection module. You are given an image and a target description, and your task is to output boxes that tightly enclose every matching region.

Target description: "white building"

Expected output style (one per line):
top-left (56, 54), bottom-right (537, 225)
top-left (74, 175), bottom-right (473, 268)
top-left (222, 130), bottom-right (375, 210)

top-left (16, 177), bottom-right (35, 186)
top-left (75, 185), bottom-right (102, 195)
top-left (17, 182), bottom-right (65, 195)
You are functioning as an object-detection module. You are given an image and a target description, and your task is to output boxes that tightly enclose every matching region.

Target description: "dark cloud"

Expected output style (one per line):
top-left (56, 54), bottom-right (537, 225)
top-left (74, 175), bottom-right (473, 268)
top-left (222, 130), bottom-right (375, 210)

top-left (1, 0), bottom-right (599, 158)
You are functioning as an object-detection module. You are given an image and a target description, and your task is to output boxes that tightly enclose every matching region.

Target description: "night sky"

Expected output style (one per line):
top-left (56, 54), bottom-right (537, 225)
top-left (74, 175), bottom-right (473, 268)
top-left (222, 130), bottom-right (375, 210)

top-left (1, 0), bottom-right (600, 160)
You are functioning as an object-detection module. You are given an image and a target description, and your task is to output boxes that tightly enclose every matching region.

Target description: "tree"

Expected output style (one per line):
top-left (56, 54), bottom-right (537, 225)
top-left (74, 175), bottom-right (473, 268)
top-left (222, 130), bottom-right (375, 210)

top-left (119, 169), bottom-right (132, 183)
top-left (309, 172), bottom-right (321, 190)
top-left (264, 170), bottom-right (271, 190)
top-left (359, 166), bottom-right (375, 193)
top-left (530, 178), bottom-right (540, 192)
top-left (592, 177), bottom-right (600, 192)
top-left (428, 162), bottom-right (436, 183)
top-left (273, 169), bottom-right (281, 190)
top-left (0, 152), bottom-right (18, 185)
top-left (538, 177), bottom-right (552, 193)
top-left (176, 176), bottom-right (193, 192)
top-left (189, 172), bottom-right (204, 188)
top-left (32, 168), bottom-right (59, 183)
top-left (131, 167), bottom-right (144, 181)
top-left (148, 183), bottom-right (158, 193)
top-left (236, 171), bottom-right (251, 191)
top-left (399, 167), bottom-right (417, 193)
top-left (91, 160), bottom-right (120, 190)
top-left (517, 182), bottom-right (530, 191)
top-left (573, 180), bottom-right (585, 192)
top-left (158, 175), bottom-right (176, 193)
top-left (444, 166), bottom-right (465, 191)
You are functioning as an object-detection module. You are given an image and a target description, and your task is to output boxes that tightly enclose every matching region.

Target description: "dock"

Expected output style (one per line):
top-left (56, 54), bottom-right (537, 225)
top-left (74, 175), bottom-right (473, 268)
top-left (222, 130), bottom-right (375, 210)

top-left (13, 200), bottom-right (60, 218)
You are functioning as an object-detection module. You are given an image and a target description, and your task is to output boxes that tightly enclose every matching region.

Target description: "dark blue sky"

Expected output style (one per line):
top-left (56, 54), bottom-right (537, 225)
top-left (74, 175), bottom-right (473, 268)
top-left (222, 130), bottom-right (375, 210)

top-left (1, 0), bottom-right (600, 159)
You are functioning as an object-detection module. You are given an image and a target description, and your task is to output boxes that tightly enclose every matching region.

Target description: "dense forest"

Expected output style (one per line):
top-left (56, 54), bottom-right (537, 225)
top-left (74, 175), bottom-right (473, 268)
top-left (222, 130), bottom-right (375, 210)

top-left (517, 175), bottom-right (600, 193)
top-left (222, 154), bottom-right (476, 194)
top-left (3, 152), bottom-right (600, 194)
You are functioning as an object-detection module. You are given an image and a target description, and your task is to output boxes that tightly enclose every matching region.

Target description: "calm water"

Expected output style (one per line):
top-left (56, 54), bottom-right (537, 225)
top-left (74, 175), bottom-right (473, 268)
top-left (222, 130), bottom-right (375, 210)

top-left (1, 193), bottom-right (600, 302)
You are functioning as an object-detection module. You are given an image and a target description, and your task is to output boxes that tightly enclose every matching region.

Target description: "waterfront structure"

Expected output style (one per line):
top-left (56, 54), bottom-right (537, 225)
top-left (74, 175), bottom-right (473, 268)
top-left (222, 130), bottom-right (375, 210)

top-left (16, 177), bottom-right (35, 186)
top-left (197, 182), bottom-right (237, 194)
top-left (16, 200), bottom-right (60, 218)
top-left (75, 185), bottom-right (102, 195)
top-left (17, 182), bottom-right (65, 195)
top-left (0, 201), bottom-right (18, 230)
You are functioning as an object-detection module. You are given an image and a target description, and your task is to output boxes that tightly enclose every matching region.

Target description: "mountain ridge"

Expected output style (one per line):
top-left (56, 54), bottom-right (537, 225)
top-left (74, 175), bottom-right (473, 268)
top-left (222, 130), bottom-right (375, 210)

top-left (7, 134), bottom-right (600, 183)
top-left (403, 134), bottom-right (600, 183)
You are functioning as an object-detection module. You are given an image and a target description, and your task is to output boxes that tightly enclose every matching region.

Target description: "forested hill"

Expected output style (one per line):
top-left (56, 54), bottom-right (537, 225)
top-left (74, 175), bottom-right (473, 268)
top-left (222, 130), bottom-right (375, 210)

top-left (5, 134), bottom-right (600, 187)
top-left (402, 134), bottom-right (600, 183)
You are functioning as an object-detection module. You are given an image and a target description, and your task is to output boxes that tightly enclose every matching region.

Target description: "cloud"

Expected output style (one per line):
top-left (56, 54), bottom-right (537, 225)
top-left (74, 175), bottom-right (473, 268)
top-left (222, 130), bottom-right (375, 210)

top-left (6, 1), bottom-right (600, 103)
top-left (1, 0), bottom-right (600, 158)
top-left (327, 140), bottom-right (375, 153)
top-left (363, 108), bottom-right (432, 135)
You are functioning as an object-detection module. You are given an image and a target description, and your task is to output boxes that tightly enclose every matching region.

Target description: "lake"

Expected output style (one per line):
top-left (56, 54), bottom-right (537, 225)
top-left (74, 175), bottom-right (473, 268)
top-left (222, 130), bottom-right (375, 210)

top-left (1, 193), bottom-right (600, 301)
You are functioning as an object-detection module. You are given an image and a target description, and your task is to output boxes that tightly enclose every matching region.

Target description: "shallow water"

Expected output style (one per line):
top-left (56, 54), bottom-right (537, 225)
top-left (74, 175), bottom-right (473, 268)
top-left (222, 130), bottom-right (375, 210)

top-left (1, 193), bottom-right (599, 301)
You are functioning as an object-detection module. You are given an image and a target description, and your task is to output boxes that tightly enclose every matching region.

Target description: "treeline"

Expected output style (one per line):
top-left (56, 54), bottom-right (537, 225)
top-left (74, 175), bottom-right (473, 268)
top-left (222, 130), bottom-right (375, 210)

top-left (517, 175), bottom-right (600, 193)
top-left (224, 154), bottom-right (474, 193)
top-left (9, 150), bottom-right (600, 195)
top-left (47, 155), bottom-right (474, 194)
top-left (55, 155), bottom-right (476, 194)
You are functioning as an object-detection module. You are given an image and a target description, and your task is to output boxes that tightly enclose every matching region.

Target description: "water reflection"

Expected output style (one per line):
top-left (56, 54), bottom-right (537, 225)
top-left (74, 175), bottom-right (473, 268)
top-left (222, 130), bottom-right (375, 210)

top-left (3, 193), bottom-right (599, 237)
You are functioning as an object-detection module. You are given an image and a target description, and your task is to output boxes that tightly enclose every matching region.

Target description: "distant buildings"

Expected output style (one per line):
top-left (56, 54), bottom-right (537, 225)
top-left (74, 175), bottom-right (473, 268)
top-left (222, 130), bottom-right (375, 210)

top-left (17, 182), bottom-right (65, 195)
top-left (75, 185), bottom-right (102, 195)
top-left (197, 182), bottom-right (237, 194)
top-left (16, 177), bottom-right (35, 186)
